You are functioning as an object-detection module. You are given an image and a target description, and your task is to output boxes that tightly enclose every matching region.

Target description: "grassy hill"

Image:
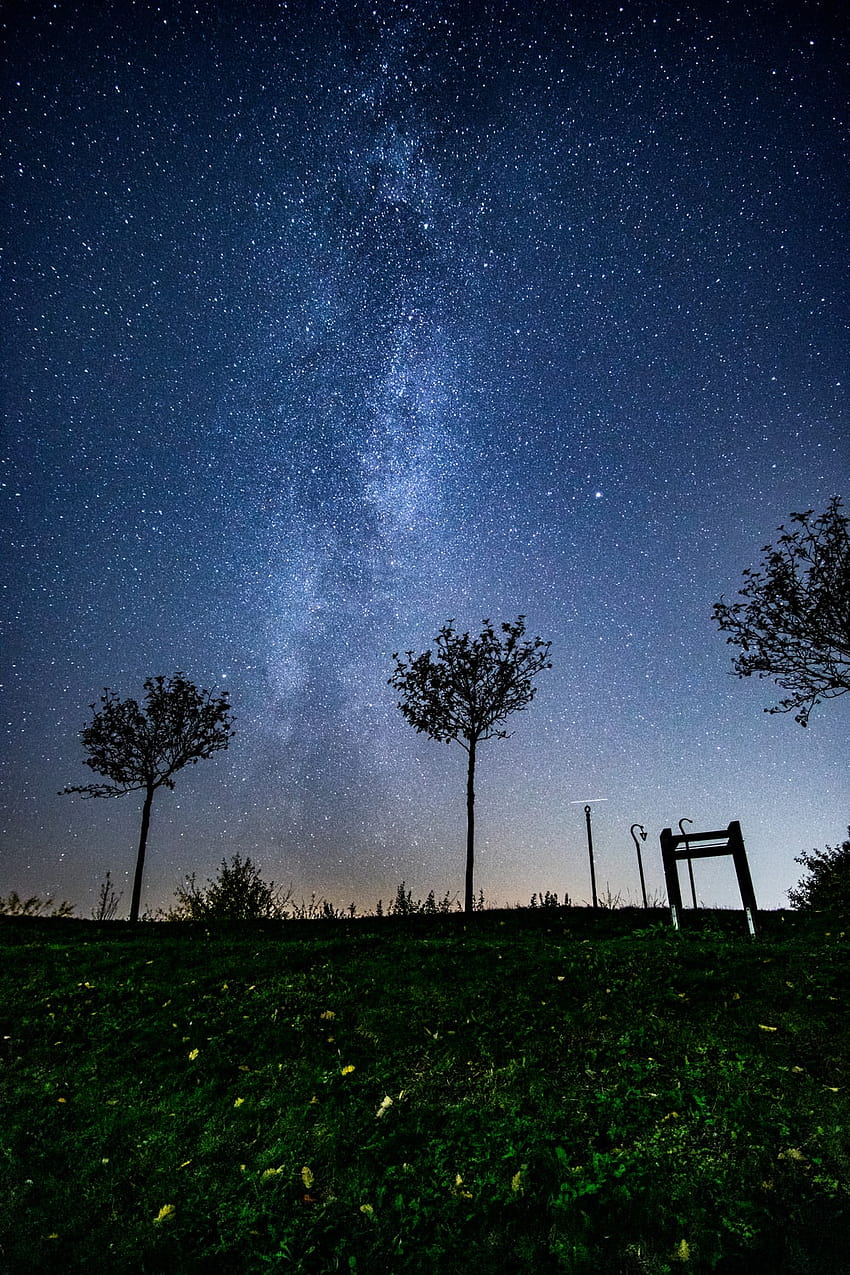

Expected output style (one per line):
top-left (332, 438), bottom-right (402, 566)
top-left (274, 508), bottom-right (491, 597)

top-left (1, 910), bottom-right (847, 1273)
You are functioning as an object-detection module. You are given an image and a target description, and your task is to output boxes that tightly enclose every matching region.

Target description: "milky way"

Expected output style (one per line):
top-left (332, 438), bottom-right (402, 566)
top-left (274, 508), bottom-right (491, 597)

top-left (2, 0), bottom-right (847, 915)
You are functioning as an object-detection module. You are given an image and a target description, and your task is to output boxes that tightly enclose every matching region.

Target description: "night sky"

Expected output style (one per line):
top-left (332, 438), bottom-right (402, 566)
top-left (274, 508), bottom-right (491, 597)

top-left (2, 0), bottom-right (847, 918)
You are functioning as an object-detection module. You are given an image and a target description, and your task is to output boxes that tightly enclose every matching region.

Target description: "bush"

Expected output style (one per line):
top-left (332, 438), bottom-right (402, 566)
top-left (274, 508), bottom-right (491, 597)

top-left (0, 892), bottom-right (74, 917)
top-left (787, 829), bottom-right (850, 914)
top-left (166, 854), bottom-right (290, 921)
top-left (379, 882), bottom-right (462, 916)
top-left (528, 890), bottom-right (570, 909)
top-left (91, 871), bottom-right (122, 921)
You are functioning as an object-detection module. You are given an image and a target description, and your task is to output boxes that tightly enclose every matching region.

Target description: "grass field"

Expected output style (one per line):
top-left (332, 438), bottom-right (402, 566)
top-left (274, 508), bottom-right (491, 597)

top-left (1, 910), bottom-right (848, 1273)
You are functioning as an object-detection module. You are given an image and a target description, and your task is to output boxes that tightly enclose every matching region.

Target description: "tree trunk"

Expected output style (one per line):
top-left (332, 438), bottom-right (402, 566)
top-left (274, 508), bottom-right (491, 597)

top-left (129, 784), bottom-right (155, 923)
top-left (464, 738), bottom-right (476, 914)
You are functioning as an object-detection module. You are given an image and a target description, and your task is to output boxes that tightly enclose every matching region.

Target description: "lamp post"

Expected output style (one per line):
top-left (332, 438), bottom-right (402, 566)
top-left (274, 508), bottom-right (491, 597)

top-left (569, 799), bottom-right (607, 910)
top-left (630, 823), bottom-right (648, 908)
top-left (679, 817), bottom-right (698, 908)
top-left (584, 804), bottom-right (598, 909)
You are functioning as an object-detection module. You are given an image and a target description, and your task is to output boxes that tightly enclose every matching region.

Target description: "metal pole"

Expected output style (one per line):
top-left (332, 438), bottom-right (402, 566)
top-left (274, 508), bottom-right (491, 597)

top-left (630, 823), bottom-right (648, 908)
top-left (585, 804), bottom-right (598, 909)
top-left (679, 817), bottom-right (697, 908)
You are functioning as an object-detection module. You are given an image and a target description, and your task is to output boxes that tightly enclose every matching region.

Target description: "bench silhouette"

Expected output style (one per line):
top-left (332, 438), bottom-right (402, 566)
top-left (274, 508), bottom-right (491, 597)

top-left (660, 820), bottom-right (758, 933)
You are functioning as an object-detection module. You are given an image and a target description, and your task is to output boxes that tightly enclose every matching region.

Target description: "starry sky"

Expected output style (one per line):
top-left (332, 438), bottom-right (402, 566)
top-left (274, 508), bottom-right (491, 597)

top-left (2, 0), bottom-right (847, 918)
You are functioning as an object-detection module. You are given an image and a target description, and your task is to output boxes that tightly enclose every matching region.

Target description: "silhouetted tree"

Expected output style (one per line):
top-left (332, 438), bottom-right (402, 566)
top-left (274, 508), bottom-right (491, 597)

top-left (167, 854), bottom-right (289, 921)
top-left (389, 617), bottom-right (551, 913)
top-left (787, 829), bottom-right (850, 914)
top-left (712, 496), bottom-right (850, 725)
top-left (63, 673), bottom-right (234, 922)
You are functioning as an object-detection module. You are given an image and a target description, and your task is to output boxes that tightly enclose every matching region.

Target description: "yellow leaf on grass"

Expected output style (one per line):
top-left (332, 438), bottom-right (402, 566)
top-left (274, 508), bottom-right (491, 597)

top-left (188, 1048), bottom-right (199, 1060)
top-left (153, 1204), bottom-right (176, 1225)
top-left (301, 1166), bottom-right (314, 1190)
top-left (341, 1064), bottom-right (355, 1076)
top-left (758, 1024), bottom-right (778, 1032)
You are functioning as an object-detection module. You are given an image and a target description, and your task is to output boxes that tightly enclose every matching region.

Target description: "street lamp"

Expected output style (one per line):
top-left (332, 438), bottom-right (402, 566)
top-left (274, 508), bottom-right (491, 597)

top-left (584, 804), bottom-right (598, 909)
top-left (569, 799), bottom-right (607, 910)
top-left (630, 823), bottom-right (648, 908)
top-left (679, 817), bottom-right (698, 908)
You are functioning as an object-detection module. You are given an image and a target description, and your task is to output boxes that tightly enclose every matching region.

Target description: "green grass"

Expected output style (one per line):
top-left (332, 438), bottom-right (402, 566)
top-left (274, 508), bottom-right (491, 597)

top-left (1, 910), bottom-right (848, 1273)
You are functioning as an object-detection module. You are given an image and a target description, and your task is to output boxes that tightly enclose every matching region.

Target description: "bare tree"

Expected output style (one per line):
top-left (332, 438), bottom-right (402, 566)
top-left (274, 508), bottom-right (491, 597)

top-left (389, 617), bottom-right (551, 913)
top-left (712, 496), bottom-right (850, 725)
top-left (63, 673), bottom-right (234, 921)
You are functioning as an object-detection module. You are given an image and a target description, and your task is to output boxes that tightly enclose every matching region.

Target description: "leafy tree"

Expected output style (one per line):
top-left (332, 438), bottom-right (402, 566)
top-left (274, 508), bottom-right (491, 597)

top-left (389, 616), bottom-right (551, 913)
top-left (63, 672), bottom-right (234, 922)
top-left (0, 892), bottom-right (74, 917)
top-left (712, 496), bottom-right (850, 725)
top-left (787, 829), bottom-right (850, 914)
top-left (166, 854), bottom-right (289, 921)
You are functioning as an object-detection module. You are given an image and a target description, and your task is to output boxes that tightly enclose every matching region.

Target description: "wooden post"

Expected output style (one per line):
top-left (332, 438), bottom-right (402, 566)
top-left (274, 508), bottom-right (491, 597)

top-left (728, 820), bottom-right (758, 918)
top-left (660, 827), bottom-right (683, 913)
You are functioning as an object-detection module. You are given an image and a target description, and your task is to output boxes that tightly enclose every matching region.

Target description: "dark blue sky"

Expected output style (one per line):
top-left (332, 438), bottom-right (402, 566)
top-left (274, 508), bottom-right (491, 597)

top-left (2, 0), bottom-right (847, 916)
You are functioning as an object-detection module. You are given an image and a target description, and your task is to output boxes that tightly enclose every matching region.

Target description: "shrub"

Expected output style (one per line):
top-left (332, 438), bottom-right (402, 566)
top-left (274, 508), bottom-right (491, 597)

top-left (0, 892), bottom-right (74, 917)
top-left (92, 870), bottom-right (122, 920)
top-left (166, 854), bottom-right (290, 921)
top-left (385, 882), bottom-right (461, 916)
top-left (528, 890), bottom-right (570, 909)
top-left (787, 829), bottom-right (850, 914)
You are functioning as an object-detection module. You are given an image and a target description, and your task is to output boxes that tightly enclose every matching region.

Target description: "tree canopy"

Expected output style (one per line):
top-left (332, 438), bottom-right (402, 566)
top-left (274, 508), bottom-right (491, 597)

top-left (66, 672), bottom-right (234, 798)
top-left (64, 672), bottom-right (234, 921)
top-left (712, 496), bottom-right (850, 725)
top-left (389, 617), bottom-right (551, 912)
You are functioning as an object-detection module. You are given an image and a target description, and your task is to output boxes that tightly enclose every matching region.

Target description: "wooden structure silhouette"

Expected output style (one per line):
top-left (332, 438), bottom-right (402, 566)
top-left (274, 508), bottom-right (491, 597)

top-left (660, 820), bottom-right (758, 933)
